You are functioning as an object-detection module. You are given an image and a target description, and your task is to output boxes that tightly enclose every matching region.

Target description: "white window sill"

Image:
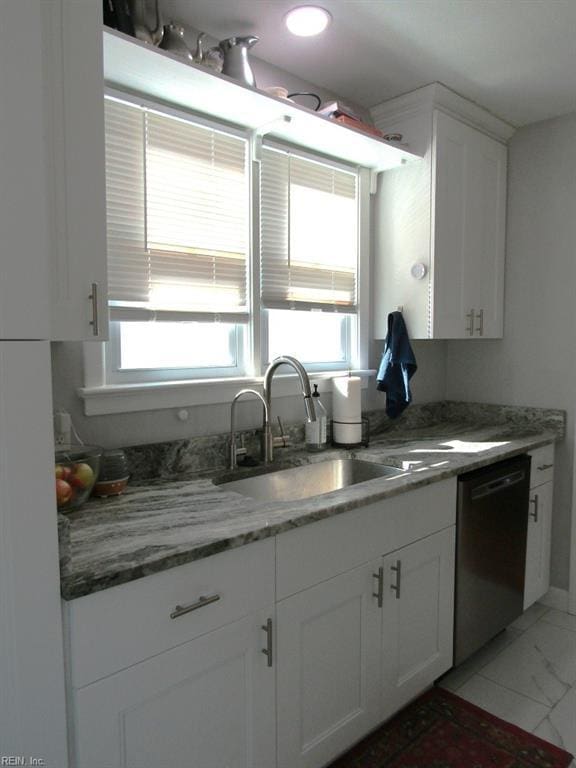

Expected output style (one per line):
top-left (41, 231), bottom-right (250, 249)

top-left (78, 370), bottom-right (376, 416)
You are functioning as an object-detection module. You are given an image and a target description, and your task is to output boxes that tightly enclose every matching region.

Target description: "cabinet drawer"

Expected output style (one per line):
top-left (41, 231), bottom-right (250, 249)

top-left (66, 538), bottom-right (275, 688)
top-left (276, 478), bottom-right (456, 600)
top-left (529, 444), bottom-right (555, 488)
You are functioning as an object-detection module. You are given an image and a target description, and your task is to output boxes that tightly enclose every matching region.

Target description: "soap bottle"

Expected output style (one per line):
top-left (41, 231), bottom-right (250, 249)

top-left (305, 384), bottom-right (327, 451)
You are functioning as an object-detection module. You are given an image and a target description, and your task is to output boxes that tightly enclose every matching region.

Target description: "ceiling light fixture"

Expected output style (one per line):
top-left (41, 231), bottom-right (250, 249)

top-left (285, 6), bottom-right (332, 37)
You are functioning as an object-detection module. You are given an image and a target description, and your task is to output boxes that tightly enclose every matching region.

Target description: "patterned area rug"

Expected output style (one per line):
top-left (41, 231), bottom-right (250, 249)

top-left (328, 687), bottom-right (573, 768)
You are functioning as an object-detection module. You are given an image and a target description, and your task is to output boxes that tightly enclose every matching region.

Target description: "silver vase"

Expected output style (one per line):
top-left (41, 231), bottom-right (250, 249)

top-left (219, 36), bottom-right (259, 87)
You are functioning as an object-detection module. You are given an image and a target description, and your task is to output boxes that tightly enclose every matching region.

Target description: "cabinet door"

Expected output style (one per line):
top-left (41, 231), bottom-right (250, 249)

top-left (277, 561), bottom-right (381, 768)
top-left (46, 0), bottom-right (108, 341)
top-left (74, 609), bottom-right (275, 768)
top-left (463, 126), bottom-right (507, 339)
top-left (381, 527), bottom-right (455, 720)
top-left (432, 111), bottom-right (506, 339)
top-left (0, 343), bottom-right (68, 763)
top-left (0, 0), bottom-right (51, 338)
top-left (524, 482), bottom-right (553, 609)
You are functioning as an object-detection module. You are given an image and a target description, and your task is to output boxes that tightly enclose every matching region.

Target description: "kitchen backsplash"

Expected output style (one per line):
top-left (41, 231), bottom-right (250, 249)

top-left (122, 401), bottom-right (566, 482)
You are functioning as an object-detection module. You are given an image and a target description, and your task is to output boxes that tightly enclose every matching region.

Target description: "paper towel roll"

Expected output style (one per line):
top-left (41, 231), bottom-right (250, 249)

top-left (333, 421), bottom-right (362, 445)
top-left (332, 376), bottom-right (362, 445)
top-left (332, 376), bottom-right (361, 423)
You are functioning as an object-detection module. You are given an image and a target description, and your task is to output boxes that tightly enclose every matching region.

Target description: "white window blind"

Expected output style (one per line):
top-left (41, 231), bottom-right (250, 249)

top-left (104, 97), bottom-right (249, 322)
top-left (260, 147), bottom-right (358, 313)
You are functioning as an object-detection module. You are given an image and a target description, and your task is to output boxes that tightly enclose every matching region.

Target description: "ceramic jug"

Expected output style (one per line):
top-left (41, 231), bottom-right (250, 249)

top-left (219, 36), bottom-right (259, 87)
top-left (159, 23), bottom-right (194, 62)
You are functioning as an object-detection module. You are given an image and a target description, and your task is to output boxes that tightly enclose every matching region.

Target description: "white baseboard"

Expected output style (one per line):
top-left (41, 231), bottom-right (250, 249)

top-left (539, 587), bottom-right (569, 612)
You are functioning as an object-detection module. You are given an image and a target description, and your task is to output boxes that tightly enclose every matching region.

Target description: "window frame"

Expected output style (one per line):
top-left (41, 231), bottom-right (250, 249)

top-left (105, 320), bottom-right (247, 384)
top-left (80, 92), bottom-right (371, 414)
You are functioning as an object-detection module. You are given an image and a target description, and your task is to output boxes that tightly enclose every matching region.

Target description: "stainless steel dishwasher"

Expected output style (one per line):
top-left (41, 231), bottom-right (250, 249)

top-left (454, 454), bottom-right (531, 665)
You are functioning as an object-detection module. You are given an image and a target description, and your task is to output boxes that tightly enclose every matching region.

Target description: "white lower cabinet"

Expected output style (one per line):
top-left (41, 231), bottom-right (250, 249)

top-left (276, 526), bottom-right (456, 768)
top-left (524, 481), bottom-right (554, 610)
top-left (380, 527), bottom-right (455, 720)
top-left (68, 481), bottom-right (457, 768)
top-left (524, 444), bottom-right (555, 610)
top-left (73, 608), bottom-right (276, 768)
top-left (276, 561), bottom-right (382, 768)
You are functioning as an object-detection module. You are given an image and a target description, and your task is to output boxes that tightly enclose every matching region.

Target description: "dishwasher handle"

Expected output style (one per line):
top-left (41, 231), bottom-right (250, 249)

top-left (470, 469), bottom-right (527, 501)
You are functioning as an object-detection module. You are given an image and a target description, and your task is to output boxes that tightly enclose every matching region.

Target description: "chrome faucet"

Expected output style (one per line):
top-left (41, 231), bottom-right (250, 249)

top-left (262, 355), bottom-right (316, 463)
top-left (229, 389), bottom-right (270, 470)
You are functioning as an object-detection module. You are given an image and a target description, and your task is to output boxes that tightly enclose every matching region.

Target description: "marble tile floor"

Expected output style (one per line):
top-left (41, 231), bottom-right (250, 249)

top-left (438, 603), bottom-right (576, 767)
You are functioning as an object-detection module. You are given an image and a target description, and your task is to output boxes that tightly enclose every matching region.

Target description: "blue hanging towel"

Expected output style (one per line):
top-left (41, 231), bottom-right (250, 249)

top-left (376, 311), bottom-right (417, 419)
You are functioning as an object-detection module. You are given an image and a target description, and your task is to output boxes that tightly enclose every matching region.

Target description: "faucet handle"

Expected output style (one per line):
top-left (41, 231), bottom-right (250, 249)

top-left (272, 417), bottom-right (292, 449)
top-left (229, 432), bottom-right (247, 470)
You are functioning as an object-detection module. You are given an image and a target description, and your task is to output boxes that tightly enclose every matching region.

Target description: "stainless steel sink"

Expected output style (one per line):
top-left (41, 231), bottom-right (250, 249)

top-left (220, 458), bottom-right (404, 502)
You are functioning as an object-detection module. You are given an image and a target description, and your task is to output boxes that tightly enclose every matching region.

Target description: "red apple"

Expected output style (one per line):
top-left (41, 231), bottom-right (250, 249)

top-left (56, 478), bottom-right (73, 506)
top-left (55, 464), bottom-right (72, 480)
top-left (69, 462), bottom-right (95, 490)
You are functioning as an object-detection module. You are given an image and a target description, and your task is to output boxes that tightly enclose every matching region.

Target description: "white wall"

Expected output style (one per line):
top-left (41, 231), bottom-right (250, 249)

top-left (51, 339), bottom-right (446, 448)
top-left (446, 112), bottom-right (576, 590)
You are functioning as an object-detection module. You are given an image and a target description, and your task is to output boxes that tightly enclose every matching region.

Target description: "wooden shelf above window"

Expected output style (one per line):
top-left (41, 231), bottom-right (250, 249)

top-left (102, 29), bottom-right (422, 172)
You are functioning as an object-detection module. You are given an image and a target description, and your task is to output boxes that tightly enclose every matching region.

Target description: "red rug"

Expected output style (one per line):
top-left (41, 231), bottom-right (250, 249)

top-left (328, 687), bottom-right (573, 768)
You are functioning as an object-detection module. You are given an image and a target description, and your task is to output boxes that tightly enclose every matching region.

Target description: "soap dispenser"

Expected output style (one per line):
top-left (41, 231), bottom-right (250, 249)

top-left (305, 384), bottom-right (327, 451)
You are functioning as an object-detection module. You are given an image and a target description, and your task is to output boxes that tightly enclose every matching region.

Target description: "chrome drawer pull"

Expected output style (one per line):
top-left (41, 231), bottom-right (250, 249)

top-left (529, 494), bottom-right (539, 522)
top-left (465, 310), bottom-right (475, 336)
top-left (170, 593), bottom-right (220, 620)
top-left (390, 560), bottom-right (402, 599)
top-left (537, 463), bottom-right (554, 471)
top-left (475, 308), bottom-right (484, 336)
top-left (89, 282), bottom-right (99, 337)
top-left (372, 567), bottom-right (384, 608)
top-left (261, 618), bottom-right (273, 667)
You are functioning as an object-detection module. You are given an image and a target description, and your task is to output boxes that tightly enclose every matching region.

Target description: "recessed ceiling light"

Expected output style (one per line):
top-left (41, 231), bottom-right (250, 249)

top-left (285, 6), bottom-right (332, 37)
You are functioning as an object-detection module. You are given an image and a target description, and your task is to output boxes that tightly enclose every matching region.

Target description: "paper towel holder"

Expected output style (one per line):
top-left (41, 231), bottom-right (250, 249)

top-left (331, 417), bottom-right (369, 449)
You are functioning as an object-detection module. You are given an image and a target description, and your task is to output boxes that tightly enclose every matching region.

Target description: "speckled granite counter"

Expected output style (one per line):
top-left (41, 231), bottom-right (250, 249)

top-left (59, 403), bottom-right (565, 601)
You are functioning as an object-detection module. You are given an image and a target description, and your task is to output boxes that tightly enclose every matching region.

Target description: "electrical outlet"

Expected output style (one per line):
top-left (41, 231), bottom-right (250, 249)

top-left (54, 410), bottom-right (72, 446)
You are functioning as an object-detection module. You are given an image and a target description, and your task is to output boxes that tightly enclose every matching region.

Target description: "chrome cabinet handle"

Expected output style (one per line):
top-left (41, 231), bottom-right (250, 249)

top-left (475, 308), bottom-right (484, 336)
top-left (89, 282), bottom-right (99, 337)
top-left (372, 567), bottom-right (384, 608)
top-left (529, 494), bottom-right (539, 522)
top-left (465, 310), bottom-right (475, 336)
top-left (170, 593), bottom-right (220, 620)
top-left (390, 560), bottom-right (402, 599)
top-left (537, 463), bottom-right (554, 471)
top-left (261, 618), bottom-right (273, 667)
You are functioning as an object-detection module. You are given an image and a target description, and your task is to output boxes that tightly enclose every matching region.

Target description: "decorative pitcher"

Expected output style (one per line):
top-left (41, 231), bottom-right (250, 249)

top-left (159, 23), bottom-right (194, 62)
top-left (219, 36), bottom-right (259, 87)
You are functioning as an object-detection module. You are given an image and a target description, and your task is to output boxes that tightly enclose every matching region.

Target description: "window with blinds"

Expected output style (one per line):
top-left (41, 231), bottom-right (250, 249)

top-left (260, 147), bottom-right (358, 313)
top-left (104, 97), bottom-right (249, 322)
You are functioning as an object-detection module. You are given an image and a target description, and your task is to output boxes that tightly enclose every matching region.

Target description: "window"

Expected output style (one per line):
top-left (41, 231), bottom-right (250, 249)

top-left (98, 93), bottom-right (365, 395)
top-left (259, 146), bottom-right (358, 369)
top-left (266, 310), bottom-right (353, 366)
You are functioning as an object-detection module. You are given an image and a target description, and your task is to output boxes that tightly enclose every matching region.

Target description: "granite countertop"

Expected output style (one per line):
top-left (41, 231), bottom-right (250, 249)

top-left (59, 407), bottom-right (565, 601)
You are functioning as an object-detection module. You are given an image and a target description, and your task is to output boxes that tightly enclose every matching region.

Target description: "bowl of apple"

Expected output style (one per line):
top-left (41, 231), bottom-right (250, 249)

top-left (55, 446), bottom-right (102, 512)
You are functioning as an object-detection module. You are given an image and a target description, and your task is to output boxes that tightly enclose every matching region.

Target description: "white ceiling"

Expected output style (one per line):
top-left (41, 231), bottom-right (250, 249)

top-left (161, 0), bottom-right (576, 127)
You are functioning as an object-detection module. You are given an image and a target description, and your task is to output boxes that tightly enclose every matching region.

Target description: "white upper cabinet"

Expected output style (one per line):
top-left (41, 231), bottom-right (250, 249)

top-left (0, 0), bottom-right (108, 342)
top-left (372, 83), bottom-right (512, 340)
top-left (0, 0), bottom-right (51, 339)
top-left (45, 0), bottom-right (109, 341)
